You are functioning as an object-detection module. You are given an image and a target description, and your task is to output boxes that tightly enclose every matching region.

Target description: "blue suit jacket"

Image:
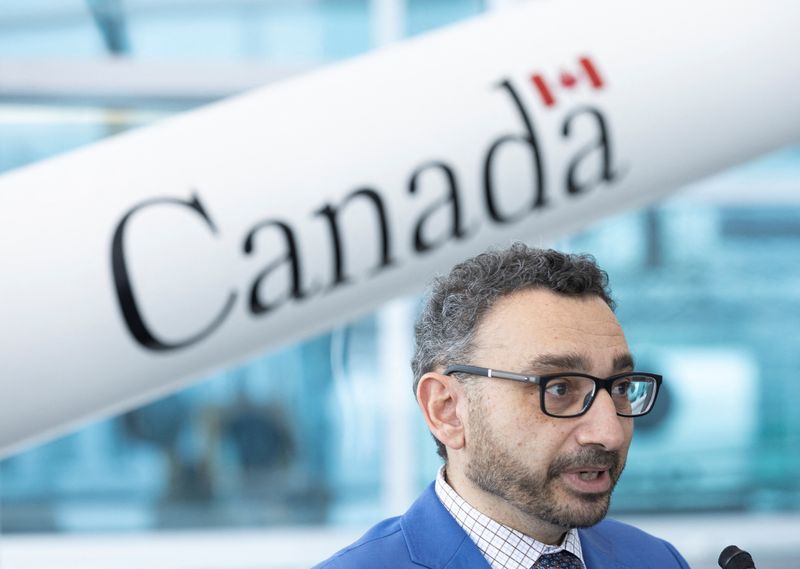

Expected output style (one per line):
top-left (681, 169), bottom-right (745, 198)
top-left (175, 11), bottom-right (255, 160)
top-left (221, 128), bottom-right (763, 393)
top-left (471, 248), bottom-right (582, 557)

top-left (314, 483), bottom-right (690, 568)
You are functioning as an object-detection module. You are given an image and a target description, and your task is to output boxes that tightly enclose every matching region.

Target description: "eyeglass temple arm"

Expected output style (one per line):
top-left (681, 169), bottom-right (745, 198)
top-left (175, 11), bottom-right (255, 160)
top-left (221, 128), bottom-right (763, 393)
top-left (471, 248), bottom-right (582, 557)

top-left (445, 364), bottom-right (541, 385)
top-left (488, 369), bottom-right (541, 385)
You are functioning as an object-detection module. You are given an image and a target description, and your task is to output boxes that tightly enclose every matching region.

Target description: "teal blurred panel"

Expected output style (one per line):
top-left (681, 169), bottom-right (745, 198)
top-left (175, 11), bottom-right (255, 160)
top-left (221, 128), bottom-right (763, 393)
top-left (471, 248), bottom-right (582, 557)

top-left (407, 0), bottom-right (484, 36)
top-left (562, 195), bottom-right (800, 514)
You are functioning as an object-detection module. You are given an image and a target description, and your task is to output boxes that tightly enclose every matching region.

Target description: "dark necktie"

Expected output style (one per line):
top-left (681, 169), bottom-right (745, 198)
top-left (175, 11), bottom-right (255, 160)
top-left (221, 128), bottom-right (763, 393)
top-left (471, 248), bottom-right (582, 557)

top-left (532, 550), bottom-right (584, 569)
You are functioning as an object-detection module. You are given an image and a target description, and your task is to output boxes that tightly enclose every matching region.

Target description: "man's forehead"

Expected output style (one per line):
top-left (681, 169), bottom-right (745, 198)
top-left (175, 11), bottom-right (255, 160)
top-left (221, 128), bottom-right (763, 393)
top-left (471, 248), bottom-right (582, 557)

top-left (470, 289), bottom-right (629, 369)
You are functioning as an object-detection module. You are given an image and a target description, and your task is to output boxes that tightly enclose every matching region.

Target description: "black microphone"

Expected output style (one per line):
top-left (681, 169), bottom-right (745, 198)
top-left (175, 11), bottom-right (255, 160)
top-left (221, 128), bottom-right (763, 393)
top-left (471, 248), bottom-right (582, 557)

top-left (718, 545), bottom-right (756, 569)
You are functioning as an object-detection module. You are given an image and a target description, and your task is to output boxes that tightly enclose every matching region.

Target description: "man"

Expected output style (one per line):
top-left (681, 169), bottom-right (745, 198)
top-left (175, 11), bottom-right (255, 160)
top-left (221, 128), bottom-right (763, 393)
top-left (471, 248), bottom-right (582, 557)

top-left (315, 243), bottom-right (690, 569)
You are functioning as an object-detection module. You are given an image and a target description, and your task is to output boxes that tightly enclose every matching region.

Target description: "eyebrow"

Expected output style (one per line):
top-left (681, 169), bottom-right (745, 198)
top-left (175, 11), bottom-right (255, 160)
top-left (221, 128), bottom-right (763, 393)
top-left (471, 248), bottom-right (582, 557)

top-left (526, 352), bottom-right (636, 374)
top-left (614, 352), bottom-right (635, 371)
top-left (528, 353), bottom-right (587, 372)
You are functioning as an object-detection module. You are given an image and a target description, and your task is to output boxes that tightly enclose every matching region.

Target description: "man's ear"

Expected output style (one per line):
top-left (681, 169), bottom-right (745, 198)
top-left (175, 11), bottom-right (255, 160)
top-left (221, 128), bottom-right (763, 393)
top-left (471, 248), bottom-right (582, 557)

top-left (416, 372), bottom-right (466, 452)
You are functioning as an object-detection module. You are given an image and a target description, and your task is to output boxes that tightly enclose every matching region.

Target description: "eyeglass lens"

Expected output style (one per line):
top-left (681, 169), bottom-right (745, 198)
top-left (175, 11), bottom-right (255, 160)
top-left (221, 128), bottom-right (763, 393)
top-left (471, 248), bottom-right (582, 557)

top-left (543, 375), bottom-right (657, 417)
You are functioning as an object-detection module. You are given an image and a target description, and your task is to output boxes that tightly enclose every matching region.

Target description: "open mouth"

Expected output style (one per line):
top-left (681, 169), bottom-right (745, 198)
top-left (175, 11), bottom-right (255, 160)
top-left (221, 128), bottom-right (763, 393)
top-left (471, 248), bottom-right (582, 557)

top-left (578, 470), bottom-right (601, 481)
top-left (559, 467), bottom-right (614, 493)
top-left (549, 450), bottom-right (620, 494)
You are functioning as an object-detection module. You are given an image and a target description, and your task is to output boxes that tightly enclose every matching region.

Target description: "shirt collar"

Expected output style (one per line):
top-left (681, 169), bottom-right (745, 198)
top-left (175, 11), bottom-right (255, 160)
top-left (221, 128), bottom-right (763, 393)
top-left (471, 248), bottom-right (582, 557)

top-left (434, 466), bottom-right (584, 569)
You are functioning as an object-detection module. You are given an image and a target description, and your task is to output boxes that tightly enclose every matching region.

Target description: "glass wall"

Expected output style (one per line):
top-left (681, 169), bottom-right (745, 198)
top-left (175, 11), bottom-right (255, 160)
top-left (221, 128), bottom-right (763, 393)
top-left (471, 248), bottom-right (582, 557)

top-left (1, 0), bottom-right (799, 549)
top-left (569, 186), bottom-right (800, 515)
top-left (0, 0), bottom-right (375, 61)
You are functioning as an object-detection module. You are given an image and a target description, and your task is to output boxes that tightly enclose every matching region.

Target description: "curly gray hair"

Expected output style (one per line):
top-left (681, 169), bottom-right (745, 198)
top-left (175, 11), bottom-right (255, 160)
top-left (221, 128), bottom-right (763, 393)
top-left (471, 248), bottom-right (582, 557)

top-left (411, 242), bottom-right (615, 459)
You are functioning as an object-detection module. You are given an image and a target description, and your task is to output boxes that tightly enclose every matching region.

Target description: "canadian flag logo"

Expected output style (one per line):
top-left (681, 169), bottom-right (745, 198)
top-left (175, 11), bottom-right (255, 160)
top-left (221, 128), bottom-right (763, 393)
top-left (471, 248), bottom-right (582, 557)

top-left (530, 56), bottom-right (605, 107)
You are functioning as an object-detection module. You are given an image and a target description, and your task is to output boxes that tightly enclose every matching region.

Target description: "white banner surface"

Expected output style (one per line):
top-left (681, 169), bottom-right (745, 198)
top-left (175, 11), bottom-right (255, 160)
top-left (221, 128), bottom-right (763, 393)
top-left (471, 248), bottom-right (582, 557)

top-left (1, 0), bottom-right (799, 456)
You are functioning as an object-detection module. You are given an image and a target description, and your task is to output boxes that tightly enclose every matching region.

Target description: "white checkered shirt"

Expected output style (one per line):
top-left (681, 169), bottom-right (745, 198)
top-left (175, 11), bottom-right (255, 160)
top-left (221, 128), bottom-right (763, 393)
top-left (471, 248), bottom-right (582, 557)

top-left (435, 467), bottom-right (585, 569)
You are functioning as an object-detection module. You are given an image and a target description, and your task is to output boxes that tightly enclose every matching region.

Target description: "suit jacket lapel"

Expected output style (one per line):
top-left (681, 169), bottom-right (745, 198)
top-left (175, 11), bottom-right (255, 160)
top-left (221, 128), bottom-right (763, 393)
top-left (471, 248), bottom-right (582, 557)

top-left (579, 527), bottom-right (631, 569)
top-left (401, 483), bottom-right (491, 569)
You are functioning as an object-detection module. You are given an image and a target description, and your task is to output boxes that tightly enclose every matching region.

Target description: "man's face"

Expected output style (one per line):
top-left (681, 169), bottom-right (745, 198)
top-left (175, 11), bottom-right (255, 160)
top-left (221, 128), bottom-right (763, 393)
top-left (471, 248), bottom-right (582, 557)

top-left (461, 288), bottom-right (634, 531)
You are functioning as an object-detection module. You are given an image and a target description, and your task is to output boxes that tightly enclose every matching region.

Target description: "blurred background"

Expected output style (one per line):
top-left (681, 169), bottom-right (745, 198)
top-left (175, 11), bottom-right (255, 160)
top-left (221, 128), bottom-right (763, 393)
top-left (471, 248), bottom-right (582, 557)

top-left (1, 1), bottom-right (799, 568)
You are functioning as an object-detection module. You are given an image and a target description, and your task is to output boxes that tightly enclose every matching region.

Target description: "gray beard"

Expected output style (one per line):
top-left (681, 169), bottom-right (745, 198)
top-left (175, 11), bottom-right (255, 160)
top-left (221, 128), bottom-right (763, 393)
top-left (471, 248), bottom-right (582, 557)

top-left (464, 402), bottom-right (624, 530)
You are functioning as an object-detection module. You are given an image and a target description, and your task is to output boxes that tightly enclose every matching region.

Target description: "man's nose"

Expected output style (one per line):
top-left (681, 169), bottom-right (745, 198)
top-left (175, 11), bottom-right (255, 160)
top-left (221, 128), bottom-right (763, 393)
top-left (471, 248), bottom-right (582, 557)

top-left (574, 389), bottom-right (629, 450)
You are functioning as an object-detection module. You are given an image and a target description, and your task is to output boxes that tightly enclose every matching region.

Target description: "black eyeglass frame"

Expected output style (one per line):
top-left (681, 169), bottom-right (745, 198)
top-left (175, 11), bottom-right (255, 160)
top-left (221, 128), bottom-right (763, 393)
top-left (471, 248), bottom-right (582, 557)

top-left (442, 364), bottom-right (662, 418)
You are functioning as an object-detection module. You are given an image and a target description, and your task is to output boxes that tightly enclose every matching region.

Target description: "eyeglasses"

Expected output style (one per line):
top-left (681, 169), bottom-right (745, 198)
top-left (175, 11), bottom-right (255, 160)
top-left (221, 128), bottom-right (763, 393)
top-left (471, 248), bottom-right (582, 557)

top-left (443, 364), bottom-right (662, 418)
